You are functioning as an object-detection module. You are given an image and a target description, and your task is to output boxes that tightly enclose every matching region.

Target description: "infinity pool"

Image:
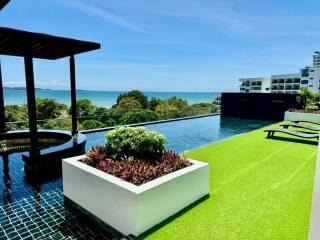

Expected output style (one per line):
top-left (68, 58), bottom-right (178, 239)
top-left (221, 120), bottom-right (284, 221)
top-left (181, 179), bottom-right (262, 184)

top-left (0, 115), bottom-right (273, 204)
top-left (86, 115), bottom-right (273, 152)
top-left (0, 115), bottom-right (273, 239)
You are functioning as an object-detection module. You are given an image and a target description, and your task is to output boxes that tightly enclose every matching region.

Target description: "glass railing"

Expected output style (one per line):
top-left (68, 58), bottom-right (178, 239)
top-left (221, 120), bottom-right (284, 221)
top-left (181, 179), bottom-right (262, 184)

top-left (4, 104), bottom-right (220, 132)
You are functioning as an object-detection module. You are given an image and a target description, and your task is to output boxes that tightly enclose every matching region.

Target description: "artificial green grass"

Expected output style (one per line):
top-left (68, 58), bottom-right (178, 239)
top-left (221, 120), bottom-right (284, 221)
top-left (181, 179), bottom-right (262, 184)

top-left (141, 122), bottom-right (318, 240)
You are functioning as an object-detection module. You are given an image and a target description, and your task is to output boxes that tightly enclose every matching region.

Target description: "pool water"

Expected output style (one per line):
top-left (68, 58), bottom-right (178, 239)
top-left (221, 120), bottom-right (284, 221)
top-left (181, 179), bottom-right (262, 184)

top-left (0, 116), bottom-right (273, 204)
top-left (86, 116), bottom-right (273, 153)
top-left (0, 116), bottom-right (273, 239)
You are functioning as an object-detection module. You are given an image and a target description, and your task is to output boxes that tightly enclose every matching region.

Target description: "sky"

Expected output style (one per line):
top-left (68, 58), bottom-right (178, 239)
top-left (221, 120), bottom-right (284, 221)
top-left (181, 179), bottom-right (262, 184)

top-left (1, 0), bottom-right (320, 92)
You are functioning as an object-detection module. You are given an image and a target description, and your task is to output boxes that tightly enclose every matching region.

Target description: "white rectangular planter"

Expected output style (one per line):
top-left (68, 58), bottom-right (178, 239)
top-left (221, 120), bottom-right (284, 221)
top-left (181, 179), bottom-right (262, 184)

top-left (284, 111), bottom-right (320, 124)
top-left (62, 155), bottom-right (209, 236)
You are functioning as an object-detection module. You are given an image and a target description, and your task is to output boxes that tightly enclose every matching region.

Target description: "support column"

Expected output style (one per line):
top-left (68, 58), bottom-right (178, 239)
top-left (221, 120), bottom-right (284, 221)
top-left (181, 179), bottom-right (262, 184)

top-left (0, 61), bottom-right (6, 133)
top-left (24, 55), bottom-right (39, 157)
top-left (70, 55), bottom-right (78, 135)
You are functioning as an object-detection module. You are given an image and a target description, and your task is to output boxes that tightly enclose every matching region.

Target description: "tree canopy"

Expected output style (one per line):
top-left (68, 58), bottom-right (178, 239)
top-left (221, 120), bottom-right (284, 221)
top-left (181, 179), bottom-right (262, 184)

top-left (4, 93), bottom-right (218, 131)
top-left (36, 98), bottom-right (68, 120)
top-left (116, 90), bottom-right (148, 109)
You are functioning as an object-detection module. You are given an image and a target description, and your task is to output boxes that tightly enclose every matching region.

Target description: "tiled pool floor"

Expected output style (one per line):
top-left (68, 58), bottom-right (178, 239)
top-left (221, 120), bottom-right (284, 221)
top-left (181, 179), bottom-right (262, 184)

top-left (0, 153), bottom-right (126, 240)
top-left (0, 190), bottom-right (125, 240)
top-left (0, 152), bottom-right (128, 239)
top-left (0, 116), bottom-right (272, 239)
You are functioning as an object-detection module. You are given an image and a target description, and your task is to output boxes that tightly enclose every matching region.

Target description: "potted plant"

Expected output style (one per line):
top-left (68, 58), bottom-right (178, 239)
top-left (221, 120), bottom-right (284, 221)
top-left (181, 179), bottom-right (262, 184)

top-left (62, 127), bottom-right (209, 236)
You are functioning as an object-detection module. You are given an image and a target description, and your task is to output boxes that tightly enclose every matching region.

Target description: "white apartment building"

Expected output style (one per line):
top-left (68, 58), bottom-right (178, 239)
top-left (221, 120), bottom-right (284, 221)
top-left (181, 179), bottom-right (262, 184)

top-left (239, 51), bottom-right (320, 93)
top-left (313, 51), bottom-right (320, 68)
top-left (239, 78), bottom-right (271, 93)
top-left (270, 73), bottom-right (300, 94)
top-left (299, 66), bottom-right (320, 92)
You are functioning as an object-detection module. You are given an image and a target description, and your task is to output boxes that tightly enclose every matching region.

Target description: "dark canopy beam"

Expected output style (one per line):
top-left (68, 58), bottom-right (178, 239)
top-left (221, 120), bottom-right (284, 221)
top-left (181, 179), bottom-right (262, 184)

top-left (0, 61), bottom-right (6, 133)
top-left (70, 55), bottom-right (78, 135)
top-left (24, 54), bottom-right (39, 156)
top-left (0, 27), bottom-right (100, 60)
top-left (0, 0), bottom-right (10, 10)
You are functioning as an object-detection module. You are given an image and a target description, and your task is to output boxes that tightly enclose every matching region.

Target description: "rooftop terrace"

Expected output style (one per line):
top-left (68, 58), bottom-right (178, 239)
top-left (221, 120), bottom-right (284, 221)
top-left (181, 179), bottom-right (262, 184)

top-left (0, 118), bottom-right (318, 239)
top-left (141, 122), bottom-right (318, 240)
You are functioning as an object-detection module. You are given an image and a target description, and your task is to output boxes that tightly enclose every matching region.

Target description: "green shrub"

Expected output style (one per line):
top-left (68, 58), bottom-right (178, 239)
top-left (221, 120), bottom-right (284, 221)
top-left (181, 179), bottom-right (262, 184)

top-left (119, 110), bottom-right (159, 124)
top-left (167, 96), bottom-right (188, 108)
top-left (94, 109), bottom-right (117, 127)
top-left (5, 105), bottom-right (28, 130)
top-left (305, 105), bottom-right (319, 111)
top-left (297, 87), bottom-right (315, 110)
top-left (148, 97), bottom-right (161, 111)
top-left (102, 118), bottom-right (117, 127)
top-left (73, 99), bottom-right (96, 119)
top-left (190, 103), bottom-right (218, 115)
top-left (81, 120), bottom-right (105, 130)
top-left (111, 97), bottom-right (142, 117)
top-left (155, 102), bottom-right (182, 119)
top-left (42, 118), bottom-right (74, 130)
top-left (105, 127), bottom-right (166, 161)
top-left (36, 98), bottom-right (68, 120)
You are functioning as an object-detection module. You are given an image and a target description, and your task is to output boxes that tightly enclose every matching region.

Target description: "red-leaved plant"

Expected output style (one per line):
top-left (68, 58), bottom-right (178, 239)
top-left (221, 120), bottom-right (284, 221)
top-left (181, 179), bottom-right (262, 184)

top-left (81, 145), bottom-right (192, 186)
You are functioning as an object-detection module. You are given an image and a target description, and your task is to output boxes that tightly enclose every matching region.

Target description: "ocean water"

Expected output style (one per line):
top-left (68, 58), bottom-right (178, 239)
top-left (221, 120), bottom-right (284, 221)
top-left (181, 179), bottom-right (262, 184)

top-left (3, 89), bottom-right (220, 108)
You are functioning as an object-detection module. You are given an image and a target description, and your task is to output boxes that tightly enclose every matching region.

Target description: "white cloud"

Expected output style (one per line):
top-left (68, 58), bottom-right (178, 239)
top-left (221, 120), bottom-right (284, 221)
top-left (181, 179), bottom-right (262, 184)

top-left (4, 81), bottom-right (25, 86)
top-left (37, 80), bottom-right (69, 88)
top-left (55, 0), bottom-right (148, 33)
top-left (78, 61), bottom-right (173, 69)
top-left (5, 80), bottom-right (68, 88)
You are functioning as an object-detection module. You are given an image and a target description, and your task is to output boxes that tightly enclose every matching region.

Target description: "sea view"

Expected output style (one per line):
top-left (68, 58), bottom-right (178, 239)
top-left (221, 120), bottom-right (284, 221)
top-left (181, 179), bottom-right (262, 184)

top-left (3, 89), bottom-right (220, 107)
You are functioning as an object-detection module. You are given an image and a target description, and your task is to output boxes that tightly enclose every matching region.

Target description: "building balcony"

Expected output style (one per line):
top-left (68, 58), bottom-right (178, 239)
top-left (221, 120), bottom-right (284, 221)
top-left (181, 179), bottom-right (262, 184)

top-left (285, 79), bottom-right (293, 84)
top-left (251, 86), bottom-right (262, 91)
top-left (293, 84), bottom-right (300, 90)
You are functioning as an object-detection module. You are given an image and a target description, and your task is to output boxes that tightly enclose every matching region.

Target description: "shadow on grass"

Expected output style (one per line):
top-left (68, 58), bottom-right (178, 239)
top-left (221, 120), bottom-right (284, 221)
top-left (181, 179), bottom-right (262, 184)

top-left (135, 194), bottom-right (210, 239)
top-left (266, 136), bottom-right (318, 146)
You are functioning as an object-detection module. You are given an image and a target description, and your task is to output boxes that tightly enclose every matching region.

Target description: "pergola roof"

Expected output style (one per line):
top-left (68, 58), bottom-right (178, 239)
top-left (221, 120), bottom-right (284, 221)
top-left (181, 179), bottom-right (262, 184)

top-left (0, 0), bottom-right (10, 10)
top-left (0, 27), bottom-right (101, 60)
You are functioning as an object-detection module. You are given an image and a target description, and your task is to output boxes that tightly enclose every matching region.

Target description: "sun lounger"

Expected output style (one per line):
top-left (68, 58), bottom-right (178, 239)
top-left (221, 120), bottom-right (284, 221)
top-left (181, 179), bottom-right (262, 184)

top-left (280, 123), bottom-right (320, 131)
top-left (264, 128), bottom-right (319, 140)
top-left (291, 120), bottom-right (320, 126)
